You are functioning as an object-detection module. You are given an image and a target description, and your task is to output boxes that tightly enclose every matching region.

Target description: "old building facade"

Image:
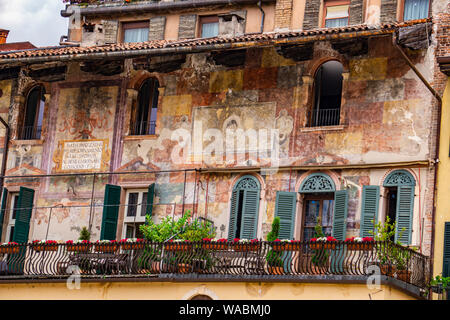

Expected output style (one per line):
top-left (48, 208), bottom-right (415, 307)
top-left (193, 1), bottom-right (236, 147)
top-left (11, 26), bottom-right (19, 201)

top-left (0, 0), bottom-right (446, 300)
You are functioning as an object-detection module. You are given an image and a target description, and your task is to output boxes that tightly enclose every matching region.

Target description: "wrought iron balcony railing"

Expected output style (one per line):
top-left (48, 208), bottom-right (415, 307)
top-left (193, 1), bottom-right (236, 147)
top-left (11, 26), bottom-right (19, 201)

top-left (0, 241), bottom-right (430, 290)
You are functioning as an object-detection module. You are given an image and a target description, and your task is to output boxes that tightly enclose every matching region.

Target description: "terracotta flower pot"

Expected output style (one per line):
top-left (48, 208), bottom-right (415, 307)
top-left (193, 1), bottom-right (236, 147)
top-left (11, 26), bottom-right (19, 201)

top-left (379, 264), bottom-right (396, 276)
top-left (178, 263), bottom-right (191, 274)
top-left (272, 243), bottom-right (298, 251)
top-left (396, 269), bottom-right (411, 282)
top-left (346, 242), bottom-right (374, 251)
top-left (268, 266), bottom-right (284, 275)
top-left (33, 245), bottom-right (58, 252)
top-left (164, 243), bottom-right (192, 251)
top-left (310, 242), bottom-right (336, 250)
top-left (67, 244), bottom-right (91, 252)
top-left (233, 243), bottom-right (260, 252)
top-left (94, 244), bottom-right (119, 253)
top-left (202, 243), bottom-right (228, 250)
top-left (0, 246), bottom-right (19, 254)
top-left (121, 243), bottom-right (144, 250)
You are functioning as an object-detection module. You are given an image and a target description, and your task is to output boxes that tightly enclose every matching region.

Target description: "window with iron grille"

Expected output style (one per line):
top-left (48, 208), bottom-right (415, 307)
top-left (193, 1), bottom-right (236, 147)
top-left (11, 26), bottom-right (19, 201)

top-left (19, 85), bottom-right (45, 140)
top-left (131, 78), bottom-right (159, 136)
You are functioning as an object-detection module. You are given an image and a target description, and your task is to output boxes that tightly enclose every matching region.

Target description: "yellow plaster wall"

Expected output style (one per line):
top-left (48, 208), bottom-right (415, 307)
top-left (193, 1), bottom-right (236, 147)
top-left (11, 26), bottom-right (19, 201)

top-left (433, 77), bottom-right (450, 298)
top-left (0, 281), bottom-right (416, 300)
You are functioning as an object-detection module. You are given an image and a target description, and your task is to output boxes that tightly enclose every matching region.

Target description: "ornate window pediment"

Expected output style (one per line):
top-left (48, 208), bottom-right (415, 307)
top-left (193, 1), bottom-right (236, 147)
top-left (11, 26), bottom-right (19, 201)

top-left (234, 176), bottom-right (260, 190)
top-left (299, 173), bottom-right (336, 193)
top-left (383, 170), bottom-right (416, 187)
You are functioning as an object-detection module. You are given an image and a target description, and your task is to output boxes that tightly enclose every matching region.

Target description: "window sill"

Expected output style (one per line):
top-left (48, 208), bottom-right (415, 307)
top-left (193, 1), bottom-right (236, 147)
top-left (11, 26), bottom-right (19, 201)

top-left (124, 135), bottom-right (158, 141)
top-left (11, 139), bottom-right (44, 145)
top-left (300, 125), bottom-right (346, 133)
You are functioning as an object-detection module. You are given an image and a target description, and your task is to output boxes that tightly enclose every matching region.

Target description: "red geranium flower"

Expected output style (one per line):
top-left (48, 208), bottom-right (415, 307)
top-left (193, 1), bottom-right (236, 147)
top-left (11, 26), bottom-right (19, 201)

top-left (233, 238), bottom-right (240, 242)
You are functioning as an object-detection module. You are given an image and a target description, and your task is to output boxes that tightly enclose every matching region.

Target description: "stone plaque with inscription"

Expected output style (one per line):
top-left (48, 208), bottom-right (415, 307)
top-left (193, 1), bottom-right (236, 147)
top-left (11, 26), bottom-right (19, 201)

top-left (53, 139), bottom-right (110, 172)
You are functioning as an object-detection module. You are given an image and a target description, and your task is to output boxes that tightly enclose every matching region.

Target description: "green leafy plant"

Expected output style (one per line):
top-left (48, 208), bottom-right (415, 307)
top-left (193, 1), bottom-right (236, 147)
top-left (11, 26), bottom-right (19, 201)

top-left (311, 224), bottom-right (329, 267)
top-left (78, 227), bottom-right (91, 241)
top-left (430, 275), bottom-right (450, 294)
top-left (266, 217), bottom-right (283, 267)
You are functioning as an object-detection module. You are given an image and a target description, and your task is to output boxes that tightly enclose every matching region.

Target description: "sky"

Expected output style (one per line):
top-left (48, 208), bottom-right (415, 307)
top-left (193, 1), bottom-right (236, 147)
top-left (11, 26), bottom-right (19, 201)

top-left (0, 0), bottom-right (68, 47)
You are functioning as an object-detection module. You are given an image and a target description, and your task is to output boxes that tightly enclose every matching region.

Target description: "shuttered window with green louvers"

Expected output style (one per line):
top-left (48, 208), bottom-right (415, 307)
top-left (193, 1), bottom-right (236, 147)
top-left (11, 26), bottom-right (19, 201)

top-left (0, 188), bottom-right (7, 241)
top-left (274, 191), bottom-right (297, 239)
top-left (100, 184), bottom-right (122, 240)
top-left (360, 186), bottom-right (380, 237)
top-left (146, 183), bottom-right (155, 220)
top-left (227, 176), bottom-right (260, 240)
top-left (332, 190), bottom-right (348, 241)
top-left (12, 187), bottom-right (34, 244)
top-left (395, 186), bottom-right (414, 245)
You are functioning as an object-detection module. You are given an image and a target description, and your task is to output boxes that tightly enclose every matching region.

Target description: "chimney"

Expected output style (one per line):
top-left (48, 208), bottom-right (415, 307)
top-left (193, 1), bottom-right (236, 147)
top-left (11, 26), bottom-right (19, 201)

top-left (0, 29), bottom-right (9, 44)
top-left (218, 13), bottom-right (245, 38)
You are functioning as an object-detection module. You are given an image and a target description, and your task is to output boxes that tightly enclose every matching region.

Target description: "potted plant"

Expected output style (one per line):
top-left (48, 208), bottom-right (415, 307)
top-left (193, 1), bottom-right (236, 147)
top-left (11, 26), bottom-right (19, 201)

top-left (272, 239), bottom-right (301, 251)
top-left (201, 238), bottom-right (228, 250)
top-left (392, 246), bottom-right (413, 282)
top-left (66, 240), bottom-right (92, 252)
top-left (232, 238), bottom-right (260, 252)
top-left (119, 238), bottom-right (145, 250)
top-left (344, 237), bottom-right (375, 251)
top-left (0, 242), bottom-right (19, 254)
top-left (429, 275), bottom-right (450, 296)
top-left (310, 224), bottom-right (330, 274)
top-left (32, 240), bottom-right (59, 252)
top-left (265, 217), bottom-right (284, 274)
top-left (309, 236), bottom-right (337, 250)
top-left (94, 240), bottom-right (119, 253)
top-left (164, 239), bottom-right (193, 251)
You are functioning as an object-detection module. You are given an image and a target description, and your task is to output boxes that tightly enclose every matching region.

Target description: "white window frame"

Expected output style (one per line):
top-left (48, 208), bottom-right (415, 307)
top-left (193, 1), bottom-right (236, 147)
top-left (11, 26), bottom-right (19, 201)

top-left (122, 189), bottom-right (148, 239)
top-left (5, 193), bottom-right (19, 243)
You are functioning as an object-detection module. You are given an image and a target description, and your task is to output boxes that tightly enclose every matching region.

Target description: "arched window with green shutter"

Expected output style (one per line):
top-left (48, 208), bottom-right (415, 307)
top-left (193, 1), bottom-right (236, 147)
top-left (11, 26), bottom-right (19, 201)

top-left (227, 175), bottom-right (261, 241)
top-left (383, 170), bottom-right (416, 245)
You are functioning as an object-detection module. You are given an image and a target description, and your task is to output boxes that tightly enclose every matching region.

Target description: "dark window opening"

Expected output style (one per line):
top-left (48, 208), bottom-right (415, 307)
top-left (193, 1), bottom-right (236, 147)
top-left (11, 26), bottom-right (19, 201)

top-left (126, 193), bottom-right (139, 217)
top-left (310, 61), bottom-right (343, 127)
top-left (302, 193), bottom-right (334, 242)
top-left (131, 78), bottom-right (159, 135)
top-left (386, 187), bottom-right (397, 242)
top-left (20, 86), bottom-right (45, 140)
top-left (235, 190), bottom-right (245, 238)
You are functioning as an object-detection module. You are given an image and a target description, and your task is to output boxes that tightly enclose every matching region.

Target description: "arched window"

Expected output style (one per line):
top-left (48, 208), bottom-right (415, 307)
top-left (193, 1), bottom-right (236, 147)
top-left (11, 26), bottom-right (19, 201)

top-left (131, 78), bottom-right (159, 135)
top-left (228, 175), bottom-right (260, 240)
top-left (310, 61), bottom-right (343, 127)
top-left (383, 170), bottom-right (416, 245)
top-left (20, 85), bottom-right (45, 140)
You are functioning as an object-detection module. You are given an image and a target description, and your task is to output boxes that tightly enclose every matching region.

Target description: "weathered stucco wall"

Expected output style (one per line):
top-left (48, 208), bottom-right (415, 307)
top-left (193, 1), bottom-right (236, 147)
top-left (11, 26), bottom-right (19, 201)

top-left (0, 35), bottom-right (437, 255)
top-left (0, 281), bottom-right (417, 300)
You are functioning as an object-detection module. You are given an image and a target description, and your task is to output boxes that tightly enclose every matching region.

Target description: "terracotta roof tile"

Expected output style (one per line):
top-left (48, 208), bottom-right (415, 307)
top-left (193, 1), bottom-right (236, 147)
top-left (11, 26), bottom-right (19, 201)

top-left (0, 19), bottom-right (430, 61)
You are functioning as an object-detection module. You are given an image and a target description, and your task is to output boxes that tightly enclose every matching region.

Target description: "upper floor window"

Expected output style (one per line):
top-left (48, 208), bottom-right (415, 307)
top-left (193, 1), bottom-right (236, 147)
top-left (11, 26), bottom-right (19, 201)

top-left (131, 78), bottom-right (159, 136)
top-left (403, 0), bottom-right (429, 21)
top-left (199, 16), bottom-right (219, 38)
top-left (123, 21), bottom-right (149, 43)
top-left (324, 0), bottom-right (350, 28)
top-left (20, 85), bottom-right (45, 140)
top-left (309, 61), bottom-right (343, 127)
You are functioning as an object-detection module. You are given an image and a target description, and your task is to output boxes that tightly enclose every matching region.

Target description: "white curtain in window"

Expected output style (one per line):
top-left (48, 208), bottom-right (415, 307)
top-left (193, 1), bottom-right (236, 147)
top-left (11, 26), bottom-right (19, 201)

top-left (124, 28), bottom-right (149, 43)
top-left (325, 18), bottom-right (349, 28)
top-left (201, 23), bottom-right (219, 38)
top-left (326, 5), bottom-right (349, 19)
top-left (404, 0), bottom-right (429, 21)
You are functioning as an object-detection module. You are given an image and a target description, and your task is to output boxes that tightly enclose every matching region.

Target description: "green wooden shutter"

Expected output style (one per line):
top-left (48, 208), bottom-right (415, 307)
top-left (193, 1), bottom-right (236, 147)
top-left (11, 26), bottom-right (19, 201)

top-left (395, 186), bottom-right (414, 245)
top-left (227, 190), bottom-right (239, 241)
top-left (240, 189), bottom-right (260, 239)
top-left (360, 186), bottom-right (380, 237)
top-left (13, 187), bottom-right (34, 244)
top-left (0, 188), bottom-right (7, 241)
top-left (443, 222), bottom-right (450, 277)
top-left (332, 190), bottom-right (348, 241)
top-left (146, 183), bottom-right (155, 219)
top-left (275, 191), bottom-right (297, 239)
top-left (100, 184), bottom-right (121, 240)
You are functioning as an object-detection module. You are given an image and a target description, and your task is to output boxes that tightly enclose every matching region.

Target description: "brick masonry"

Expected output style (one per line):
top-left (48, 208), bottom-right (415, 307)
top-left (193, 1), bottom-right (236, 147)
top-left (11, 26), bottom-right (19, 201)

top-left (303, 0), bottom-right (321, 30)
top-left (349, 0), bottom-right (364, 25)
top-left (274, 0), bottom-right (293, 30)
top-left (103, 20), bottom-right (119, 44)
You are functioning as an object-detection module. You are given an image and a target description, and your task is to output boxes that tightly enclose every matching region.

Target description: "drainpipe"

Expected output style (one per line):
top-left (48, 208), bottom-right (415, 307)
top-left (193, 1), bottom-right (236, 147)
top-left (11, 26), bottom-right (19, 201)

top-left (257, 1), bottom-right (265, 34)
top-left (0, 117), bottom-right (9, 203)
top-left (392, 34), bottom-right (442, 296)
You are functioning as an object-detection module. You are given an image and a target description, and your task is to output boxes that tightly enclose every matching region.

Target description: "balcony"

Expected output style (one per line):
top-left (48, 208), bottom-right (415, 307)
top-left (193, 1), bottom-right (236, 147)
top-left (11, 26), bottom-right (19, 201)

top-left (0, 241), bottom-right (430, 297)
